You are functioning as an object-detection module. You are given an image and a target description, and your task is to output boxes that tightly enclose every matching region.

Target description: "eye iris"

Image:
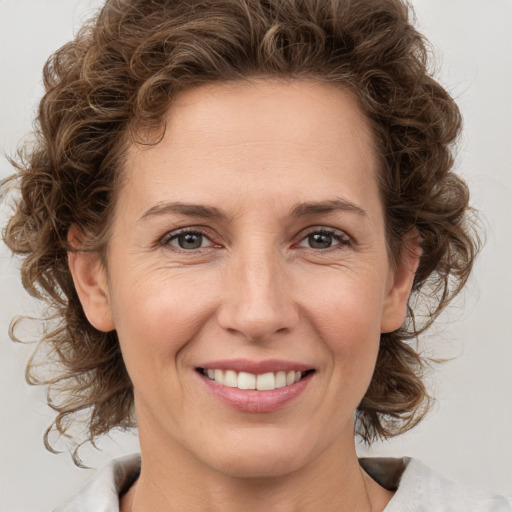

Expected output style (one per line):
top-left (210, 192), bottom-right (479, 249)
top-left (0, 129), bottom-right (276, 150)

top-left (309, 233), bottom-right (332, 249)
top-left (178, 233), bottom-right (203, 249)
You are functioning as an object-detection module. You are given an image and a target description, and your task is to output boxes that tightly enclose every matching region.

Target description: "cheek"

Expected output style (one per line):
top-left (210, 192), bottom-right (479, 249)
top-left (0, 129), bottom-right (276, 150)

top-left (301, 271), bottom-right (385, 390)
top-left (109, 268), bottom-right (220, 378)
top-left (318, 300), bottom-right (381, 379)
top-left (301, 265), bottom-right (387, 340)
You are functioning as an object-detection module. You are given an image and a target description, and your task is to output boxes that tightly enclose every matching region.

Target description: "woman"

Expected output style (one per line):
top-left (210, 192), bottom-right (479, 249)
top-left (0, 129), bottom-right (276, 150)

top-left (2, 0), bottom-right (511, 510)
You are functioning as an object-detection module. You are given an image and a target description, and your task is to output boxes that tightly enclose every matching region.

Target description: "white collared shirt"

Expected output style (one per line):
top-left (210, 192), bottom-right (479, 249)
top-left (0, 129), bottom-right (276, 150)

top-left (53, 454), bottom-right (512, 511)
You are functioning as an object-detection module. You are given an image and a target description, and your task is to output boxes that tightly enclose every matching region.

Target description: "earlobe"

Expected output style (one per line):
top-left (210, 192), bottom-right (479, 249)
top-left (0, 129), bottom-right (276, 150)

top-left (67, 226), bottom-right (115, 332)
top-left (380, 231), bottom-right (421, 334)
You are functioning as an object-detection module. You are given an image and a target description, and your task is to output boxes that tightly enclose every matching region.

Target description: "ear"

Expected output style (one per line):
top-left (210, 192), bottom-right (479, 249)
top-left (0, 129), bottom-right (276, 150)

top-left (67, 225), bottom-right (115, 332)
top-left (380, 231), bottom-right (421, 334)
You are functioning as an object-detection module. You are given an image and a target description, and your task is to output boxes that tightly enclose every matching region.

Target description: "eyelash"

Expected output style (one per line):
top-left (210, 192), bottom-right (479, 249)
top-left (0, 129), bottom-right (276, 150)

top-left (160, 226), bottom-right (352, 253)
top-left (160, 228), bottom-right (218, 251)
top-left (296, 227), bottom-right (352, 251)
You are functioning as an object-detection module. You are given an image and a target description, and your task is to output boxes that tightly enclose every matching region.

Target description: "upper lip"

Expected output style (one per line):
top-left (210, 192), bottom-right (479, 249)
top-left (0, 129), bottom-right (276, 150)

top-left (197, 359), bottom-right (313, 374)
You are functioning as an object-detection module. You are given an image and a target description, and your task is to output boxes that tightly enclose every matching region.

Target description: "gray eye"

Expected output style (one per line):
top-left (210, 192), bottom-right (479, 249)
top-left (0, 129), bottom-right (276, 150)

top-left (172, 232), bottom-right (205, 250)
top-left (307, 233), bottom-right (333, 249)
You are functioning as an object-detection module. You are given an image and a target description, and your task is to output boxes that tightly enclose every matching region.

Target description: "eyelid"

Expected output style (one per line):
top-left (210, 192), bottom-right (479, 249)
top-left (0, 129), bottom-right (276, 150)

top-left (157, 225), bottom-right (351, 251)
top-left (159, 227), bottom-right (219, 250)
top-left (295, 226), bottom-right (352, 248)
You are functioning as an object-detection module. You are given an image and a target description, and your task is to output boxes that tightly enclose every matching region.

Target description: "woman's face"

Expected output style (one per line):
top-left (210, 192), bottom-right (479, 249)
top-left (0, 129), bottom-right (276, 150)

top-left (74, 79), bottom-right (414, 478)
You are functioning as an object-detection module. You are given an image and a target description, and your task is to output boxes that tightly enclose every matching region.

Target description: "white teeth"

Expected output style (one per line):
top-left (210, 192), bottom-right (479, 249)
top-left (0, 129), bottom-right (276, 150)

top-left (256, 372), bottom-right (275, 391)
top-left (238, 372), bottom-right (256, 390)
top-left (224, 370), bottom-right (238, 388)
top-left (275, 371), bottom-right (287, 388)
top-left (203, 369), bottom-right (307, 390)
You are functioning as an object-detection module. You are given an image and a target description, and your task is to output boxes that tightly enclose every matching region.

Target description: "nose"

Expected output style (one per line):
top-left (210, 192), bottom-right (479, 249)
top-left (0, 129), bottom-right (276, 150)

top-left (217, 245), bottom-right (299, 342)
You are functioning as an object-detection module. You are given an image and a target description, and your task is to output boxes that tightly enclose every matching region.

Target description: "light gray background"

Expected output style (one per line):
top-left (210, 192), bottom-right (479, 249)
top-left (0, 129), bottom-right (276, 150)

top-left (1, 1), bottom-right (511, 510)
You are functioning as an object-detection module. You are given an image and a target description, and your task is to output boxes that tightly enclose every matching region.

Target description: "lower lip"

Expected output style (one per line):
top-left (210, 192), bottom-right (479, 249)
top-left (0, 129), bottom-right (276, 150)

top-left (199, 372), bottom-right (313, 413)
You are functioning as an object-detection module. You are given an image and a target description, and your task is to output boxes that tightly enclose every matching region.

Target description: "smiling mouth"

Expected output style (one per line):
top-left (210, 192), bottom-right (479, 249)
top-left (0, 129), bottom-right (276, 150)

top-left (197, 368), bottom-right (315, 391)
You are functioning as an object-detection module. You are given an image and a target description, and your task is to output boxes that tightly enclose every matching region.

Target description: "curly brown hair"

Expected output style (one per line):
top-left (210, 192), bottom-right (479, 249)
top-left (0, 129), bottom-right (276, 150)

top-left (2, 0), bottom-right (479, 462)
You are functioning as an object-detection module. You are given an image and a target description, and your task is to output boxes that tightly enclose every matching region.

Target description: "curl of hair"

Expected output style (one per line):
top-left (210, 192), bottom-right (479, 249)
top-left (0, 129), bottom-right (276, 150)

top-left (3, 0), bottom-right (480, 462)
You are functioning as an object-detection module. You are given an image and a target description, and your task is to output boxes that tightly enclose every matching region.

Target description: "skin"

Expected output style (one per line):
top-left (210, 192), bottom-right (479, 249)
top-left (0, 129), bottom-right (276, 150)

top-left (69, 79), bottom-right (418, 511)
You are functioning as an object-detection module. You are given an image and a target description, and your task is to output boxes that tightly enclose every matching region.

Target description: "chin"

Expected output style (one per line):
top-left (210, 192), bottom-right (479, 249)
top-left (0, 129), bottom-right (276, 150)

top-left (199, 430), bottom-right (321, 479)
top-left (212, 452), bottom-right (308, 479)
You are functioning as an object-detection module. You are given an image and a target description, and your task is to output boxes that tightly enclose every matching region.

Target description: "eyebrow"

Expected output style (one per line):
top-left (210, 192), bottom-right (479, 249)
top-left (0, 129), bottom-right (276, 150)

top-left (138, 202), bottom-right (229, 223)
top-left (290, 198), bottom-right (367, 218)
top-left (138, 197), bottom-right (367, 223)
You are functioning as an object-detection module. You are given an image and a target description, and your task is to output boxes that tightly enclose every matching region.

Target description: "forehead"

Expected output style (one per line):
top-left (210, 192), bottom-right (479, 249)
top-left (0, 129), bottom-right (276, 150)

top-left (120, 79), bottom-right (380, 217)
top-left (137, 79), bottom-right (375, 161)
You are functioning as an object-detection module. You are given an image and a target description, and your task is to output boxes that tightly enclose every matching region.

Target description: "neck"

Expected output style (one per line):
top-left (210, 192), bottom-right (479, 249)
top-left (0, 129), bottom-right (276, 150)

top-left (123, 433), bottom-right (393, 512)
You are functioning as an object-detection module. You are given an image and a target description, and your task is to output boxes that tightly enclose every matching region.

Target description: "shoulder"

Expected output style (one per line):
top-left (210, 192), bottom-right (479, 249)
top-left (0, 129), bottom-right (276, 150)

top-left (53, 454), bottom-right (511, 512)
top-left (360, 457), bottom-right (512, 512)
top-left (52, 454), bottom-right (141, 512)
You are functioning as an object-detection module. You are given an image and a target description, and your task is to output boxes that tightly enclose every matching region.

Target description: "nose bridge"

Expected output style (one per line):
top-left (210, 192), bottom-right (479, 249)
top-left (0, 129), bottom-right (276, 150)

top-left (242, 243), bottom-right (281, 304)
top-left (219, 240), bottom-right (297, 341)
